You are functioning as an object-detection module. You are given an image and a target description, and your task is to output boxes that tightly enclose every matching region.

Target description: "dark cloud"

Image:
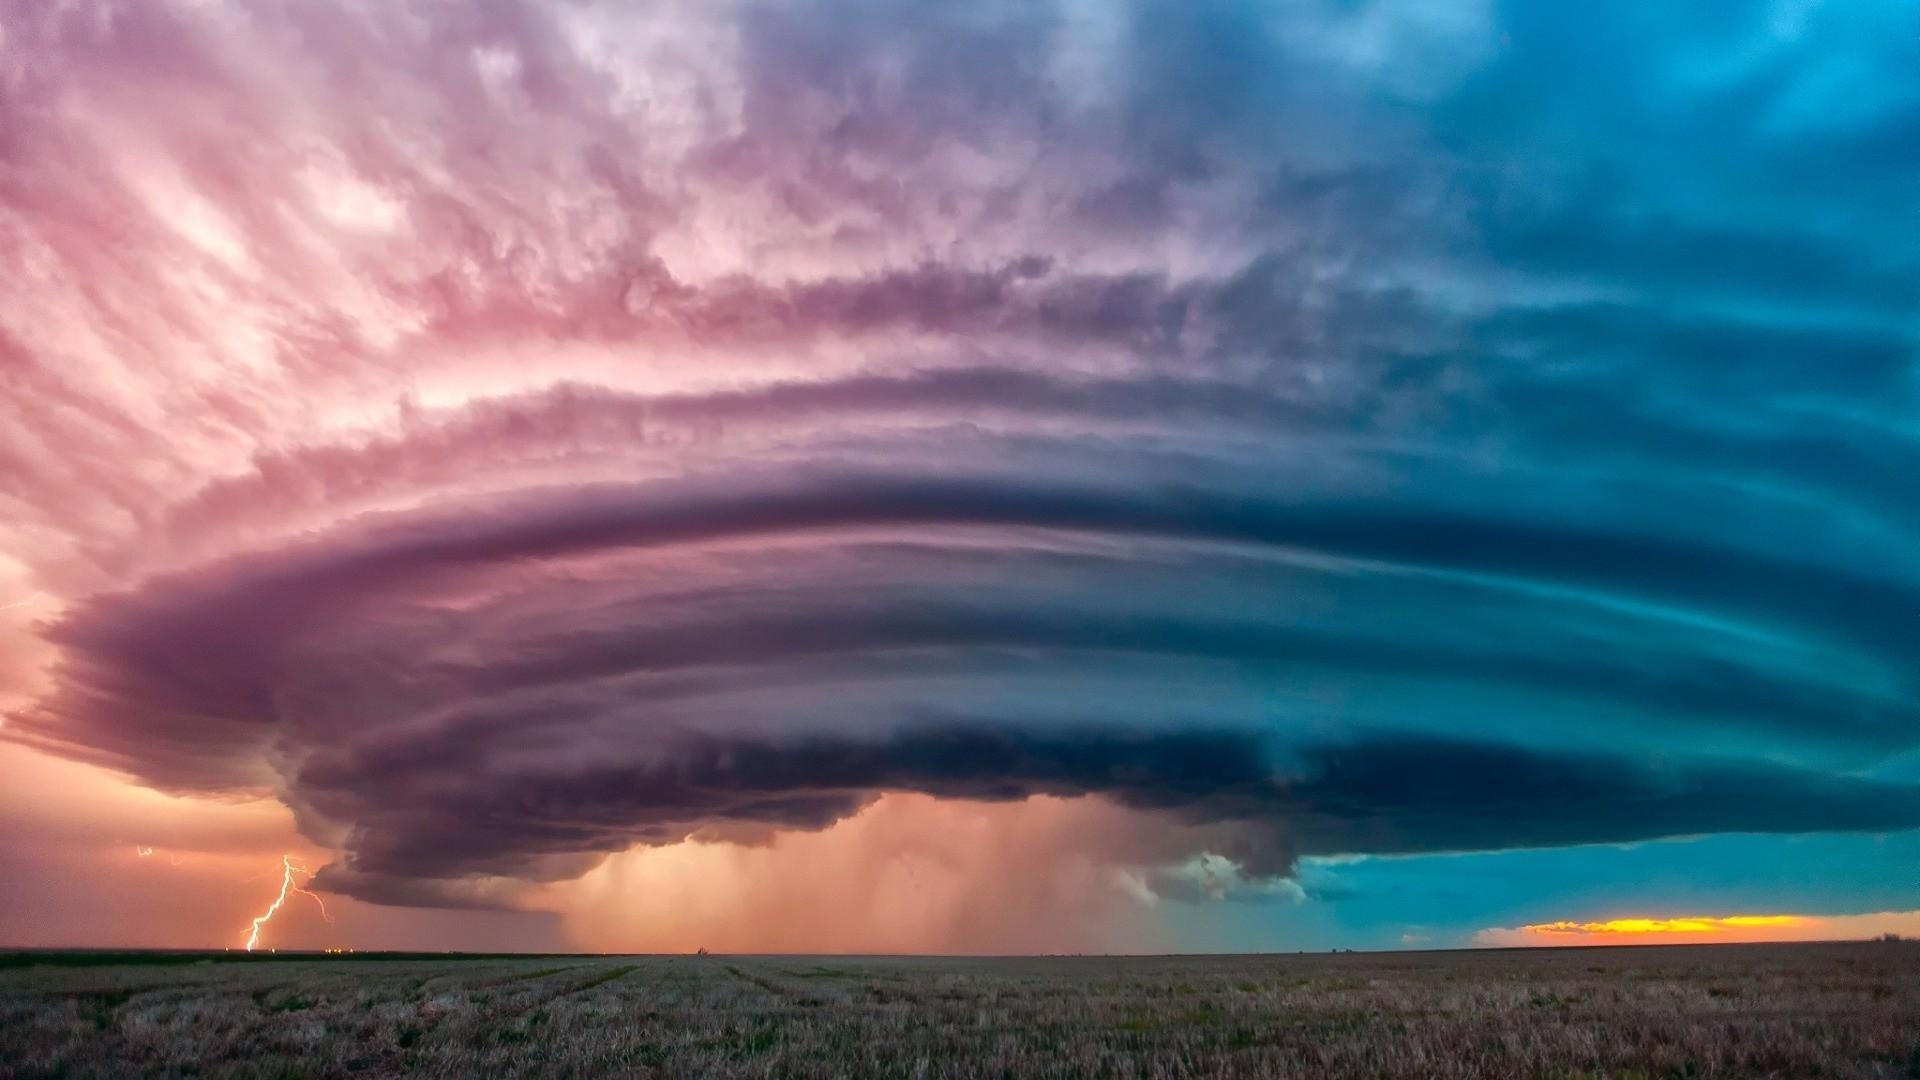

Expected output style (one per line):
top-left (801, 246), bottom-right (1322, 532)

top-left (304, 722), bottom-right (1920, 904)
top-left (17, 452), bottom-right (1920, 903)
top-left (63, 468), bottom-right (1920, 668)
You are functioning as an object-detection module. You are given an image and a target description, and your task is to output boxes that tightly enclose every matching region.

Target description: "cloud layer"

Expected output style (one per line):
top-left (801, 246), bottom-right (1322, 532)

top-left (3, 0), bottom-right (1918, 935)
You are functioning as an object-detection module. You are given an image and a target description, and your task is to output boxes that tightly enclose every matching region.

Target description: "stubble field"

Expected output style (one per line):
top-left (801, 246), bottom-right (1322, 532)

top-left (2, 942), bottom-right (1917, 1078)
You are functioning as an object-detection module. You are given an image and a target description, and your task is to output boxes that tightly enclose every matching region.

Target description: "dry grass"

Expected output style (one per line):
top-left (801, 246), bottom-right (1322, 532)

top-left (2, 942), bottom-right (1917, 1078)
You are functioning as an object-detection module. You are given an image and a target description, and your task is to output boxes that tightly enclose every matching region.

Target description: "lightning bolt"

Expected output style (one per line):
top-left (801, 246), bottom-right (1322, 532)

top-left (243, 855), bottom-right (334, 952)
top-left (0, 592), bottom-right (44, 612)
top-left (136, 846), bottom-right (155, 857)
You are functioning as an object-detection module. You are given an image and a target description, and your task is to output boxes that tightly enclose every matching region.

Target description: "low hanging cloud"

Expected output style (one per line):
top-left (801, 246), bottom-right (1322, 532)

top-left (15, 466), bottom-right (1920, 906)
top-left (2, 0), bottom-right (1918, 937)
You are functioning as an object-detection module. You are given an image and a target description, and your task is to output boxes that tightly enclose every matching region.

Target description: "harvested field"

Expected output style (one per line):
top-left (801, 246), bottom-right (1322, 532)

top-left (2, 942), bottom-right (1917, 1078)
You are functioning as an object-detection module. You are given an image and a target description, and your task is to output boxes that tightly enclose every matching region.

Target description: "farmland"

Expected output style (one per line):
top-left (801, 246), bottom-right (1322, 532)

top-left (2, 943), bottom-right (1916, 1078)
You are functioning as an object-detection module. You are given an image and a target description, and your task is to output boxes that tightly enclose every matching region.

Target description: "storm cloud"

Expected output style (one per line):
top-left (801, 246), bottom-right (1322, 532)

top-left (2, 0), bottom-right (1917, 918)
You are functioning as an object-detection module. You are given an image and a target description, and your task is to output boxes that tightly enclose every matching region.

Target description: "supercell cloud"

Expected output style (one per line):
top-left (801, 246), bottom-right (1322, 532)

top-left (2, 0), bottom-right (1918, 924)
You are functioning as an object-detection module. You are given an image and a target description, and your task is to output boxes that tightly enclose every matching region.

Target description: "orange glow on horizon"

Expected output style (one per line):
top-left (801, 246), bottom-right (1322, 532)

top-left (1477, 910), bottom-right (1920, 947)
top-left (1524, 915), bottom-right (1810, 936)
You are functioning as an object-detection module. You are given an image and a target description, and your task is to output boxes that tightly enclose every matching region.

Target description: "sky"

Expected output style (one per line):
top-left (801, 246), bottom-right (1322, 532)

top-left (0, 0), bottom-right (1917, 954)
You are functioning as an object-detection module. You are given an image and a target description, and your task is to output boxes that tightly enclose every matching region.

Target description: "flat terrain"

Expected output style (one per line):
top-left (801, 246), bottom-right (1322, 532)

top-left (2, 943), bottom-right (1917, 1078)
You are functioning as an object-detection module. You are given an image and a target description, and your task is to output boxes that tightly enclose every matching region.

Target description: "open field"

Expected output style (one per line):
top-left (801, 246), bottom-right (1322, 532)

top-left (2, 943), bottom-right (1917, 1078)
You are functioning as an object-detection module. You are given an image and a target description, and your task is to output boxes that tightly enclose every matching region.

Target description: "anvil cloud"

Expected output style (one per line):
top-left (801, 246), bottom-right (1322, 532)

top-left (1, 0), bottom-right (1917, 948)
